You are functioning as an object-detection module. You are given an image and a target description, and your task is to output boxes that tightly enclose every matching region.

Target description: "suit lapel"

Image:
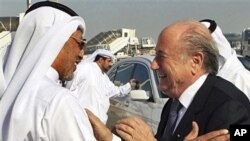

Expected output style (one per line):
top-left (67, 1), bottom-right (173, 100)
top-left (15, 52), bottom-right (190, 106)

top-left (155, 99), bottom-right (172, 140)
top-left (172, 74), bottom-right (216, 140)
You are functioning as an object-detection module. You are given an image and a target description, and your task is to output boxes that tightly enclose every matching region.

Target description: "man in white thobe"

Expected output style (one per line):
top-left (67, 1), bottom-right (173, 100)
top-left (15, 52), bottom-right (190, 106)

top-left (201, 19), bottom-right (250, 100)
top-left (0, 1), bottom-right (120, 141)
top-left (67, 49), bottom-right (133, 124)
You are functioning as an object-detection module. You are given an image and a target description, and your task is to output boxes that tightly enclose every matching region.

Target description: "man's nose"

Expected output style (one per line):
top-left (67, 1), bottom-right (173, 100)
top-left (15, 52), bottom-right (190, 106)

top-left (78, 50), bottom-right (84, 62)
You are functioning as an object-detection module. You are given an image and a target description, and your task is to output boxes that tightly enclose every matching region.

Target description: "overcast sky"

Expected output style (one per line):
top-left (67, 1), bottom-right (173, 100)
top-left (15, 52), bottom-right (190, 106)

top-left (1, 0), bottom-right (250, 41)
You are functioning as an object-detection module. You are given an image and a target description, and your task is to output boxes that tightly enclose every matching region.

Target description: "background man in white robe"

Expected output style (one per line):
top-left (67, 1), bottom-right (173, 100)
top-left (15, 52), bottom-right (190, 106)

top-left (0, 1), bottom-right (118, 141)
top-left (200, 19), bottom-right (250, 100)
top-left (67, 49), bottom-right (135, 124)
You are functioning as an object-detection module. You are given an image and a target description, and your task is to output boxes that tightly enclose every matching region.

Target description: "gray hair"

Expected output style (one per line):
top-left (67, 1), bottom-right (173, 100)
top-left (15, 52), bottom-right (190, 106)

top-left (179, 21), bottom-right (219, 75)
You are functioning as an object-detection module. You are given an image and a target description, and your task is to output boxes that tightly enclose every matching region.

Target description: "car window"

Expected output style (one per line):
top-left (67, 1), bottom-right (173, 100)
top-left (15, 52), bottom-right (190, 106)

top-left (112, 63), bottom-right (135, 86)
top-left (109, 67), bottom-right (117, 82)
top-left (133, 64), bottom-right (152, 92)
top-left (238, 56), bottom-right (250, 71)
top-left (132, 63), bottom-right (155, 102)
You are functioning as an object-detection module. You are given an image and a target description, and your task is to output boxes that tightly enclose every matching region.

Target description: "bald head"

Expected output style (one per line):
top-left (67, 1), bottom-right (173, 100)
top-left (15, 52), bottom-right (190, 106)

top-left (159, 21), bottom-right (212, 47)
top-left (158, 20), bottom-right (219, 75)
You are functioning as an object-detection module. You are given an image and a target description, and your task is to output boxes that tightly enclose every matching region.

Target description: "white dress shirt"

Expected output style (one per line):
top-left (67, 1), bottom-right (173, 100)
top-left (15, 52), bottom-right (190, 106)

top-left (175, 73), bottom-right (209, 131)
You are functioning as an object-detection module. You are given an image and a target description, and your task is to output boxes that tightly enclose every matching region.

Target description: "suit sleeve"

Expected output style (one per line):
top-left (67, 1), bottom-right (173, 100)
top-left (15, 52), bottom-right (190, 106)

top-left (206, 100), bottom-right (250, 131)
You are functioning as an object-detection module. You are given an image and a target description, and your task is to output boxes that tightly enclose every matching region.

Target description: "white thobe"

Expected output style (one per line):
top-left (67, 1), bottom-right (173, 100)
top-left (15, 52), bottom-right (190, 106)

top-left (1, 67), bottom-right (96, 141)
top-left (0, 4), bottom-right (121, 141)
top-left (68, 62), bottom-right (131, 124)
top-left (201, 21), bottom-right (250, 100)
top-left (217, 51), bottom-right (250, 99)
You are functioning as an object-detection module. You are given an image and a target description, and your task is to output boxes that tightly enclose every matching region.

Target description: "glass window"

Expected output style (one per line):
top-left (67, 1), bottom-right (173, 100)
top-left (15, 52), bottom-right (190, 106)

top-left (132, 64), bottom-right (153, 99)
top-left (112, 63), bottom-right (135, 86)
top-left (109, 67), bottom-right (117, 82)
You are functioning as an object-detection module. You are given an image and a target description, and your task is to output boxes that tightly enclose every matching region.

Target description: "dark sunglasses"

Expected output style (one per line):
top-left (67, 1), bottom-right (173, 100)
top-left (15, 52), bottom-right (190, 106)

top-left (70, 36), bottom-right (87, 50)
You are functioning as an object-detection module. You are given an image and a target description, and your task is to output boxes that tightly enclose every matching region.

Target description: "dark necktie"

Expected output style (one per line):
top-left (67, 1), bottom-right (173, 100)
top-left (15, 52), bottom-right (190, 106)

top-left (161, 99), bottom-right (182, 141)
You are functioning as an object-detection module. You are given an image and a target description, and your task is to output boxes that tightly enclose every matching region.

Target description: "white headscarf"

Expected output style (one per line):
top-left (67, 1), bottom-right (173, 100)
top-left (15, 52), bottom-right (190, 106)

top-left (200, 19), bottom-right (233, 69)
top-left (84, 49), bottom-right (116, 62)
top-left (0, 2), bottom-right (86, 138)
top-left (0, 2), bottom-right (85, 99)
top-left (201, 19), bottom-right (250, 99)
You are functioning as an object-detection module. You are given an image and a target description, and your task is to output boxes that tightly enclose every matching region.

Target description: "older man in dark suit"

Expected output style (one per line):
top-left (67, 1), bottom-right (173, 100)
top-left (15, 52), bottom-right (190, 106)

top-left (107, 20), bottom-right (250, 141)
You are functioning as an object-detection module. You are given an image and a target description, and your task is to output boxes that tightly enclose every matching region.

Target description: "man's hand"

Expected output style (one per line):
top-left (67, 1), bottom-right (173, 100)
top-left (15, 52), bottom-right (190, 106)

top-left (115, 118), bottom-right (229, 141)
top-left (115, 116), bottom-right (157, 141)
top-left (129, 79), bottom-right (140, 90)
top-left (184, 121), bottom-right (230, 141)
top-left (129, 78), bottom-right (136, 89)
top-left (129, 78), bottom-right (136, 84)
top-left (85, 109), bottom-right (113, 141)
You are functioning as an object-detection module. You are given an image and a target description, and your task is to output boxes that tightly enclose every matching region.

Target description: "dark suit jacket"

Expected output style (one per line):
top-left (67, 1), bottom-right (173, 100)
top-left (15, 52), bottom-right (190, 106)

top-left (155, 74), bottom-right (250, 141)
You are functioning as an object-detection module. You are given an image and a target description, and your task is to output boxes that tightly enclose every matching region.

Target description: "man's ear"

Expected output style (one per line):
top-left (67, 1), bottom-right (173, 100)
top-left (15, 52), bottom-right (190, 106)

top-left (99, 57), bottom-right (104, 62)
top-left (97, 57), bottom-right (104, 64)
top-left (191, 52), bottom-right (204, 75)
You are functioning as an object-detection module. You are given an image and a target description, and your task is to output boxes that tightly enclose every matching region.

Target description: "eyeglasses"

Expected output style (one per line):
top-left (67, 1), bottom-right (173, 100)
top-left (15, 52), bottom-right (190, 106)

top-left (70, 36), bottom-right (87, 50)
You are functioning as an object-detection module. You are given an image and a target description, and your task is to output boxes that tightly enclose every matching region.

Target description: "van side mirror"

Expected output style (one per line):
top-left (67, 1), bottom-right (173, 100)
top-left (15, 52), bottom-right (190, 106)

top-left (130, 90), bottom-right (149, 100)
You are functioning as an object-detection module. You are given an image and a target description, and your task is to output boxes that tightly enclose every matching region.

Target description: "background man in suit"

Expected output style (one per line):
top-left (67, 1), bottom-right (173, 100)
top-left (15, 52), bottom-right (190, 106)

top-left (109, 20), bottom-right (250, 141)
